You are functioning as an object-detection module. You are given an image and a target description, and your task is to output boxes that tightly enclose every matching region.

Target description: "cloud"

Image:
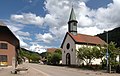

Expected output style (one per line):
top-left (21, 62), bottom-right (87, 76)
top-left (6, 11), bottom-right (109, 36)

top-left (6, 0), bottom-right (120, 52)
top-left (78, 26), bottom-right (103, 35)
top-left (16, 35), bottom-right (29, 47)
top-left (11, 13), bottom-right (44, 26)
top-left (49, 25), bottom-right (67, 40)
top-left (2, 20), bottom-right (30, 47)
top-left (4, 20), bottom-right (25, 32)
top-left (16, 31), bottom-right (30, 36)
top-left (41, 0), bottom-right (120, 43)
top-left (29, 44), bottom-right (49, 53)
top-left (21, 36), bottom-right (32, 41)
top-left (35, 33), bottom-right (54, 43)
top-left (95, 0), bottom-right (120, 29)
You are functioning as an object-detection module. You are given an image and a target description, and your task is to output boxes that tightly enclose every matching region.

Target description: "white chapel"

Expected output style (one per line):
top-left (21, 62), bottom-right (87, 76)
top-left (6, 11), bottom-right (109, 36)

top-left (61, 7), bottom-right (106, 65)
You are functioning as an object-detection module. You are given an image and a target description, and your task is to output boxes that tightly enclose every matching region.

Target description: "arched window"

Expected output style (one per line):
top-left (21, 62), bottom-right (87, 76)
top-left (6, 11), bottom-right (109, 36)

top-left (66, 43), bottom-right (70, 49)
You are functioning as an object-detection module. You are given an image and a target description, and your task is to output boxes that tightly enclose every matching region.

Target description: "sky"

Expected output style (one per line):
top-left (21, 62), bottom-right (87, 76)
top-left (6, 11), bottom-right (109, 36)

top-left (1, 0), bottom-right (120, 53)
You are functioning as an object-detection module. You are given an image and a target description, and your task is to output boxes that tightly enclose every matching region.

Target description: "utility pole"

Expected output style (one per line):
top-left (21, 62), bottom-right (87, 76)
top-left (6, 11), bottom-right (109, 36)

top-left (106, 31), bottom-right (109, 73)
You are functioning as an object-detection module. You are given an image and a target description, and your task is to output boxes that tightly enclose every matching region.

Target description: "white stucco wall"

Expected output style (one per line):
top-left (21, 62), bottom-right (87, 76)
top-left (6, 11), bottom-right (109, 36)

top-left (62, 34), bottom-right (77, 65)
top-left (62, 34), bottom-right (105, 65)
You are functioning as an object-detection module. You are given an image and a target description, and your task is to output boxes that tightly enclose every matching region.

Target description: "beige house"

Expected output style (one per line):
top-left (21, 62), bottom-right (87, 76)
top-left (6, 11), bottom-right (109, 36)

top-left (0, 24), bottom-right (19, 66)
top-left (61, 7), bottom-right (106, 65)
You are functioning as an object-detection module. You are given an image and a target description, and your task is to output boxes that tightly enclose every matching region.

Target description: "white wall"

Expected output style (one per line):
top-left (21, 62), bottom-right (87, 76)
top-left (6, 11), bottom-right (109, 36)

top-left (62, 34), bottom-right (77, 65)
top-left (62, 35), bottom-right (104, 65)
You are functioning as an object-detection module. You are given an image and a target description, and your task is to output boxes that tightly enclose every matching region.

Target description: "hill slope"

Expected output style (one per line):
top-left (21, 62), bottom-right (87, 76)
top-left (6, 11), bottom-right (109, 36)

top-left (97, 27), bottom-right (120, 47)
top-left (20, 48), bottom-right (40, 62)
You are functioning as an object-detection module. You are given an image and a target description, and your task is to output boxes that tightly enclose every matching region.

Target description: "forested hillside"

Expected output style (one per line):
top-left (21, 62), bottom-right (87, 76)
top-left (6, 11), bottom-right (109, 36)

top-left (19, 48), bottom-right (40, 63)
top-left (97, 27), bottom-right (120, 47)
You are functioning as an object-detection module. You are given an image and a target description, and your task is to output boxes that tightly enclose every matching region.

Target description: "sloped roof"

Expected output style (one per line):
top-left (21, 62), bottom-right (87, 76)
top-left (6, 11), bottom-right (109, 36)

top-left (47, 48), bottom-right (61, 53)
top-left (68, 32), bottom-right (106, 45)
top-left (47, 48), bottom-right (57, 53)
top-left (0, 25), bottom-right (20, 48)
top-left (61, 32), bottom-right (106, 48)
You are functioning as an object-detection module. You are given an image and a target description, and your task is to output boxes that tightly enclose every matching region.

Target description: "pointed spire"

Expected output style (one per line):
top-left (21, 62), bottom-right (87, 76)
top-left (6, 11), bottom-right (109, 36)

top-left (68, 6), bottom-right (78, 35)
top-left (69, 7), bottom-right (76, 21)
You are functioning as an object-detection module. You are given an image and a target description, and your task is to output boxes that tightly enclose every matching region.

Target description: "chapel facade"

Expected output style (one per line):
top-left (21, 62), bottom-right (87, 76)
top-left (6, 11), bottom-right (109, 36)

top-left (61, 7), bottom-right (106, 65)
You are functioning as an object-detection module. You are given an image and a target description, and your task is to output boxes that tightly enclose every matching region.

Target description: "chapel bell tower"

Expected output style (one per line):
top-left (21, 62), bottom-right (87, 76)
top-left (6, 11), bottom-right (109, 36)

top-left (68, 7), bottom-right (78, 35)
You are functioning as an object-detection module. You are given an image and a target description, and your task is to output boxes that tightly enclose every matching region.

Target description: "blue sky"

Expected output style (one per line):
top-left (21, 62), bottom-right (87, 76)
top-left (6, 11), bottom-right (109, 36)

top-left (1, 0), bottom-right (120, 53)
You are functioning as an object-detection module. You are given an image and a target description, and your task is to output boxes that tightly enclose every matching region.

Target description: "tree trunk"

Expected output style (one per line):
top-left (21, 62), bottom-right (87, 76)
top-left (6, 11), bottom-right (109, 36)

top-left (88, 59), bottom-right (91, 65)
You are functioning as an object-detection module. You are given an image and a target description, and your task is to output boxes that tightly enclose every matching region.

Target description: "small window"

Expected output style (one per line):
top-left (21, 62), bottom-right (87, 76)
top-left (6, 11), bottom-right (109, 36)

top-left (73, 22), bottom-right (76, 26)
top-left (0, 55), bottom-right (7, 62)
top-left (66, 43), bottom-right (70, 49)
top-left (71, 48), bottom-right (73, 52)
top-left (0, 55), bottom-right (8, 65)
top-left (0, 43), bottom-right (8, 49)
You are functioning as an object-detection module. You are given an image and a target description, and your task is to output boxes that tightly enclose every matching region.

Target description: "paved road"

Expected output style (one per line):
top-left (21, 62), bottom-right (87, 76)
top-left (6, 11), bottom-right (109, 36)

top-left (0, 63), bottom-right (120, 76)
top-left (24, 63), bottom-right (120, 76)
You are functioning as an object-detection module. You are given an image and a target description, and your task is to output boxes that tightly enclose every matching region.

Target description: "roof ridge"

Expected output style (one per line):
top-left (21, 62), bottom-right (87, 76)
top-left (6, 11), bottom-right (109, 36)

top-left (67, 32), bottom-right (106, 45)
top-left (68, 32), bottom-right (98, 37)
top-left (77, 33), bottom-right (97, 37)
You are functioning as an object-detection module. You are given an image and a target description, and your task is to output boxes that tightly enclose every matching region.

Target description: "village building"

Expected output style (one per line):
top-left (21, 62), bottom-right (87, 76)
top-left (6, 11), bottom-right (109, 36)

top-left (61, 7), bottom-right (106, 65)
top-left (47, 48), bottom-right (61, 53)
top-left (0, 24), bottom-right (19, 66)
top-left (47, 48), bottom-right (62, 64)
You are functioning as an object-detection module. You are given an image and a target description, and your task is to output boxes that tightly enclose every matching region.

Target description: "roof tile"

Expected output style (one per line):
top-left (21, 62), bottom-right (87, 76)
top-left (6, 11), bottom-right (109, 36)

top-left (68, 32), bottom-right (106, 45)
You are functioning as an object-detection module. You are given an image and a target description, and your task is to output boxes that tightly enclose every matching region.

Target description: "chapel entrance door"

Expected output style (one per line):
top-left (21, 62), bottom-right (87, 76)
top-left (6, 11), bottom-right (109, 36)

top-left (66, 53), bottom-right (71, 65)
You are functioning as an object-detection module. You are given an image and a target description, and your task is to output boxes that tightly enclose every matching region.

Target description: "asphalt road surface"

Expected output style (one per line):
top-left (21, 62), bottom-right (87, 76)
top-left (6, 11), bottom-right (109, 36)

top-left (24, 63), bottom-right (119, 76)
top-left (0, 63), bottom-right (119, 76)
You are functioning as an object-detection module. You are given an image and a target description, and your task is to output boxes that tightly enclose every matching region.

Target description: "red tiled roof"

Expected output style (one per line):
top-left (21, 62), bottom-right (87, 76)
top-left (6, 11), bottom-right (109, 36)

top-left (47, 48), bottom-right (57, 53)
top-left (68, 32), bottom-right (106, 45)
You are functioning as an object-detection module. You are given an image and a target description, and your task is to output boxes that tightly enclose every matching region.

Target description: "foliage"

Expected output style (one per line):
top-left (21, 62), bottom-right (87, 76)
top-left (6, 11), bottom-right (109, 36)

top-left (40, 52), bottom-right (47, 59)
top-left (77, 41), bottom-right (120, 71)
top-left (55, 49), bottom-right (62, 54)
top-left (52, 52), bottom-right (61, 64)
top-left (47, 52), bottom-right (52, 64)
top-left (77, 45), bottom-right (108, 66)
top-left (77, 46), bottom-right (99, 65)
top-left (19, 48), bottom-right (40, 63)
top-left (47, 49), bottom-right (62, 65)
top-left (94, 46), bottom-right (106, 59)
top-left (107, 42), bottom-right (120, 67)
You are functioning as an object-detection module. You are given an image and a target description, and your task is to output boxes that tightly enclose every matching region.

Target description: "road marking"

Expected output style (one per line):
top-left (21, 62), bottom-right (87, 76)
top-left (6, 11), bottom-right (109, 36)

top-left (30, 66), bottom-right (51, 76)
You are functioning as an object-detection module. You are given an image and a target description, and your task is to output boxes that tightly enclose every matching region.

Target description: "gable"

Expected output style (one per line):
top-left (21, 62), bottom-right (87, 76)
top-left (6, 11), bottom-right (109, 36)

top-left (61, 32), bottom-right (75, 48)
